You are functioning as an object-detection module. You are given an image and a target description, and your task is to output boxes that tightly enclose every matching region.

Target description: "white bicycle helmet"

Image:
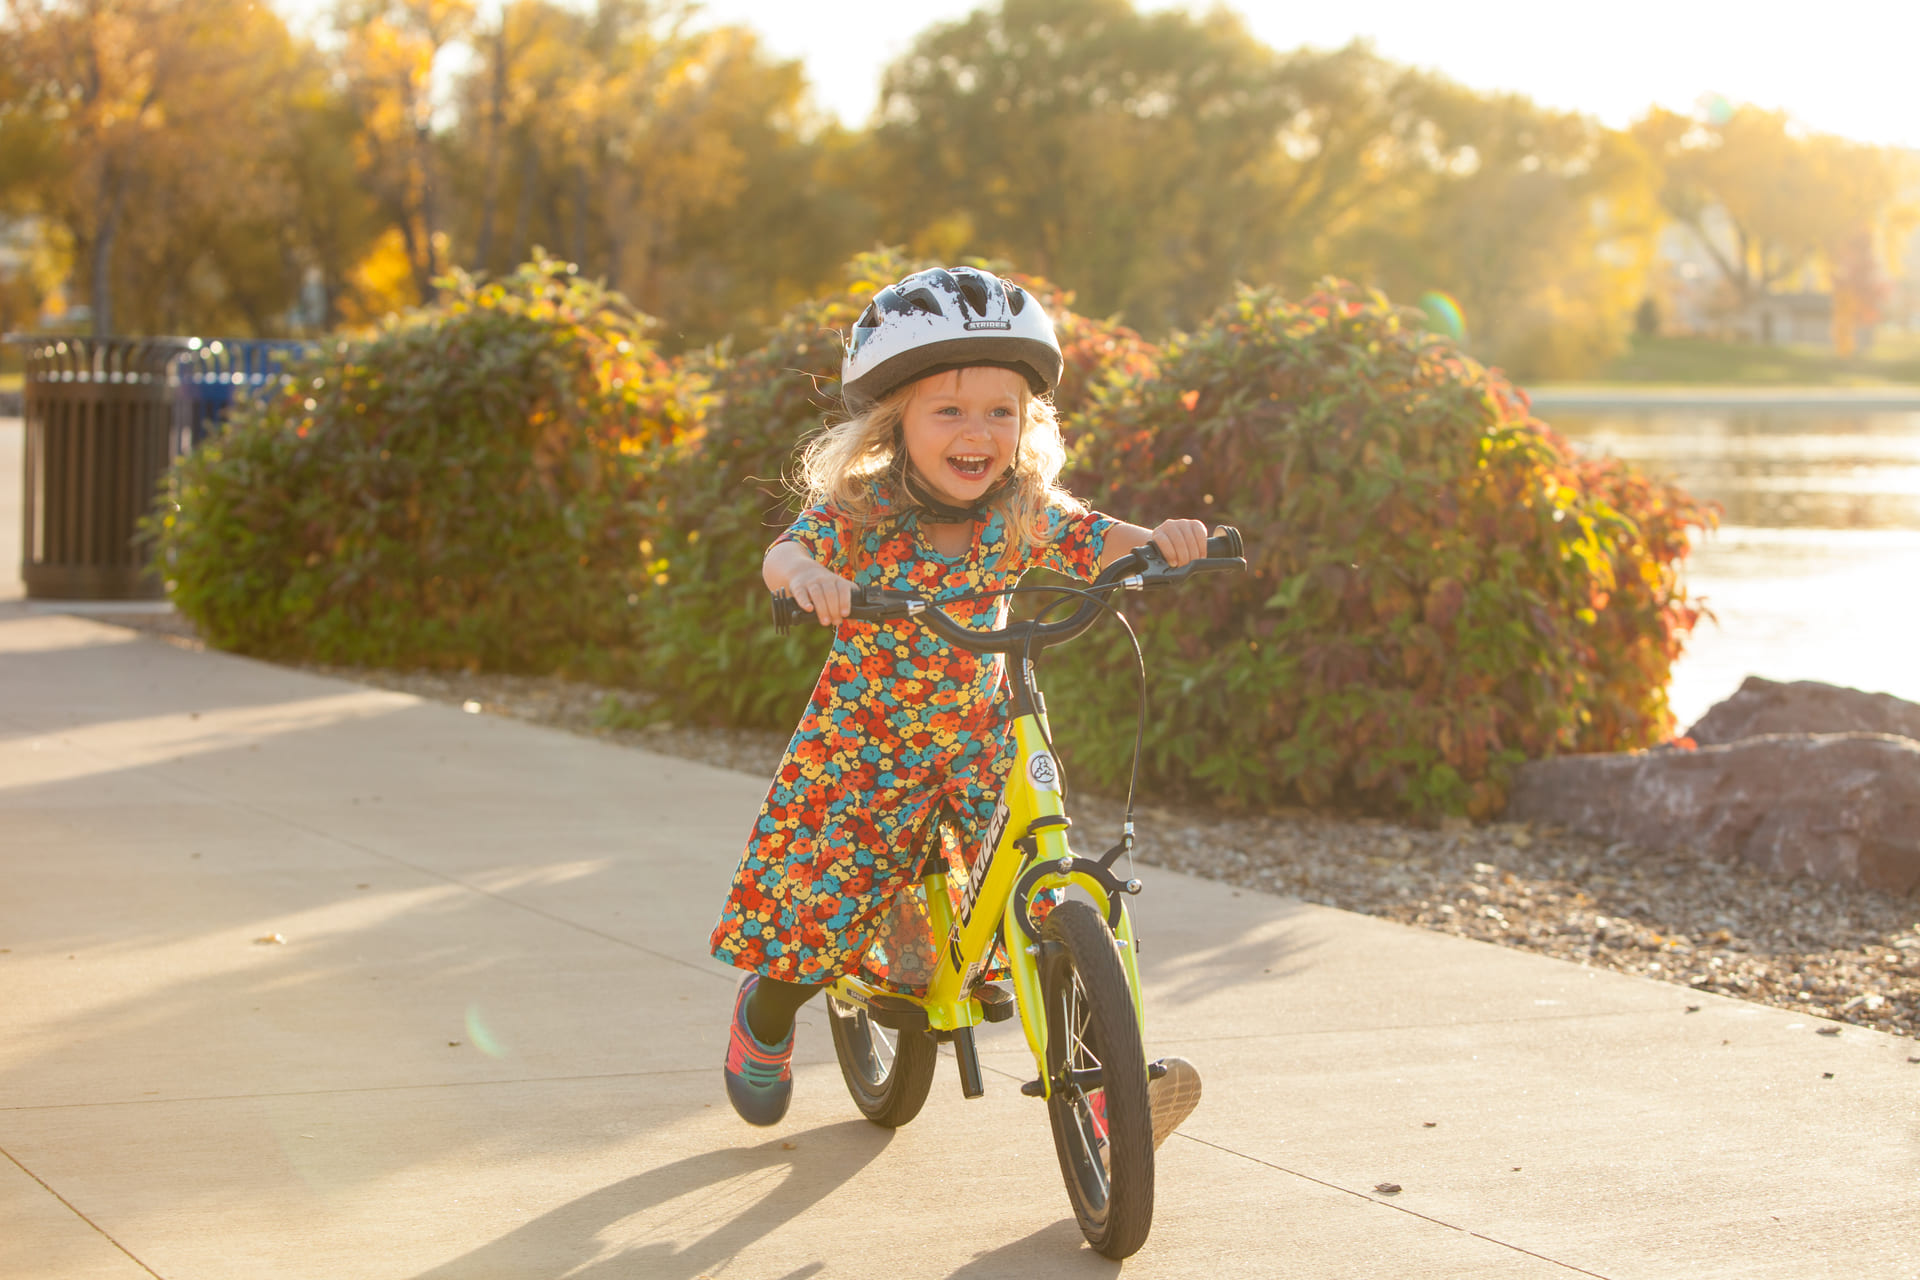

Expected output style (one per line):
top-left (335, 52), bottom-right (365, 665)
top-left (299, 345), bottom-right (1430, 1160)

top-left (841, 267), bottom-right (1063, 412)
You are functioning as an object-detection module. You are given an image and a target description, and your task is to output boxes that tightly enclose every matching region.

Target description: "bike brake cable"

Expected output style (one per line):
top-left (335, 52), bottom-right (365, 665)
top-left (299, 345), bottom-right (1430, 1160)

top-left (941, 581), bottom-right (1151, 868)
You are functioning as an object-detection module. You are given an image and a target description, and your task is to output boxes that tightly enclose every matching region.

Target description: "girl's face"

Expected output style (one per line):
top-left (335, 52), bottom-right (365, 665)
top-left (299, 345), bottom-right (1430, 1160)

top-left (899, 366), bottom-right (1025, 511)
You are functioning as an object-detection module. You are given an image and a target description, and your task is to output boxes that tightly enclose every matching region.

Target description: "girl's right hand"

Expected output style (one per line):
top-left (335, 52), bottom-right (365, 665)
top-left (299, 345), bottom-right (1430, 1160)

top-left (785, 561), bottom-right (856, 627)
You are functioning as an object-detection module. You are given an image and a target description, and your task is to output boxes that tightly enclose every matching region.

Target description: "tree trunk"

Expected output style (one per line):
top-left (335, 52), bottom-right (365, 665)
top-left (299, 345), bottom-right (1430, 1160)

top-left (396, 208), bottom-right (426, 301)
top-left (570, 163), bottom-right (590, 267)
top-left (417, 121), bottom-right (441, 300)
top-left (474, 26), bottom-right (507, 271)
top-left (508, 137), bottom-right (536, 264)
top-left (91, 166), bottom-right (122, 337)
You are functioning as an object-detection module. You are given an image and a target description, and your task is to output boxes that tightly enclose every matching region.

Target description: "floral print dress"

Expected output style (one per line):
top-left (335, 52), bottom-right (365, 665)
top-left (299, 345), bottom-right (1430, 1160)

top-left (709, 487), bottom-right (1115, 991)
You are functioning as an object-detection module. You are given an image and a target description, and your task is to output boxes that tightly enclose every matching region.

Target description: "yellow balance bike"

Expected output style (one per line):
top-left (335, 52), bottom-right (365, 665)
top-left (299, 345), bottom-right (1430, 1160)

top-left (770, 527), bottom-right (1245, 1259)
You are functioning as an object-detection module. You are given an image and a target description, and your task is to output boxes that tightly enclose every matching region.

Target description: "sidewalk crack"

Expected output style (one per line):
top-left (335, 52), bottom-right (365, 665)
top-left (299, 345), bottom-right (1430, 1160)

top-left (1176, 1134), bottom-right (1615, 1278)
top-left (1, 1142), bottom-right (165, 1278)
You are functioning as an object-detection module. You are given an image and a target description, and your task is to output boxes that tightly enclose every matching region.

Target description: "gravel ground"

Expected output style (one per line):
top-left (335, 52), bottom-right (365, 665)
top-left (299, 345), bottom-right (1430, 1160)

top-left (102, 613), bottom-right (1920, 1042)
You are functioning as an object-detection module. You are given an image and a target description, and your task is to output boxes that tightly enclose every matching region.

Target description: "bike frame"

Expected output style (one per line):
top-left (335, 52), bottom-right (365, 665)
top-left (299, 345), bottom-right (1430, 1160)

top-left (825, 661), bottom-right (1147, 1100)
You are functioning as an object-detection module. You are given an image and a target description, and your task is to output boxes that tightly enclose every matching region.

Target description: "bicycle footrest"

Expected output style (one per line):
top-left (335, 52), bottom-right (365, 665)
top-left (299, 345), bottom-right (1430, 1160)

top-left (865, 993), bottom-right (930, 1033)
top-left (1148, 1059), bottom-right (1170, 1081)
top-left (1020, 1079), bottom-right (1046, 1097)
top-left (972, 983), bottom-right (1016, 1024)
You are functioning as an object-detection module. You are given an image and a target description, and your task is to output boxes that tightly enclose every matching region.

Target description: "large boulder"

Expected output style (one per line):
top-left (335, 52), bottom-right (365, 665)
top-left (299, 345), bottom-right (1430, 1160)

top-left (1506, 733), bottom-right (1920, 895)
top-left (1686, 677), bottom-right (1920, 746)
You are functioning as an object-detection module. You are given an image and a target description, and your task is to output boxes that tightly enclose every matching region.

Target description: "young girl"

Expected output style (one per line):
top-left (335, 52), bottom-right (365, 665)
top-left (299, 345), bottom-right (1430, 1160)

top-left (710, 266), bottom-right (1205, 1128)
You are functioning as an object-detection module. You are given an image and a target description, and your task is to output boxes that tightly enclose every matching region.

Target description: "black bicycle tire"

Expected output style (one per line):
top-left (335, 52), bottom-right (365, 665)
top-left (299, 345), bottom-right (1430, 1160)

top-left (1039, 900), bottom-right (1154, 1258)
top-left (825, 993), bottom-right (938, 1127)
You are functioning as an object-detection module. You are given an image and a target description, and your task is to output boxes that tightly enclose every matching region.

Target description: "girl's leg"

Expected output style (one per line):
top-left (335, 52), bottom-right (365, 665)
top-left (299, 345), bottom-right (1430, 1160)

top-left (746, 974), bottom-right (825, 1045)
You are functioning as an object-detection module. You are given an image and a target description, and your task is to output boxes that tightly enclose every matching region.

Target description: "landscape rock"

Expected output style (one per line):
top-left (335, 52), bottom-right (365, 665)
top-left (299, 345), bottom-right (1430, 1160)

top-left (1687, 676), bottom-right (1920, 746)
top-left (1507, 733), bottom-right (1920, 895)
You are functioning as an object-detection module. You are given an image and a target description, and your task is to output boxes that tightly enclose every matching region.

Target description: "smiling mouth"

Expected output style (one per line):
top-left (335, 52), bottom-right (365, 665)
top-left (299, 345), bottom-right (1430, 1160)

top-left (948, 454), bottom-right (993, 479)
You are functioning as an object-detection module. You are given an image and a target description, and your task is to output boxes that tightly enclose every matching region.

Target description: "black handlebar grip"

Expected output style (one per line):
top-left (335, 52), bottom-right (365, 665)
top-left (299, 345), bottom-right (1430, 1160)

top-left (770, 590), bottom-right (805, 634)
top-left (1207, 526), bottom-right (1243, 559)
top-left (772, 584), bottom-right (910, 633)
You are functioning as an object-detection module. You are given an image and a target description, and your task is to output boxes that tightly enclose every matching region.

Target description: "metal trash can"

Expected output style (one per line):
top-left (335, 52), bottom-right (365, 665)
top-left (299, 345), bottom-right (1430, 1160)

top-left (12, 335), bottom-right (188, 600)
top-left (175, 337), bottom-right (311, 450)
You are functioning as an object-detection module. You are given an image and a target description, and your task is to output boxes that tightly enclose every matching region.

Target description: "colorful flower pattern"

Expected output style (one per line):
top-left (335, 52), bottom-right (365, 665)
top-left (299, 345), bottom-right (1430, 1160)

top-left (709, 488), bottom-right (1115, 991)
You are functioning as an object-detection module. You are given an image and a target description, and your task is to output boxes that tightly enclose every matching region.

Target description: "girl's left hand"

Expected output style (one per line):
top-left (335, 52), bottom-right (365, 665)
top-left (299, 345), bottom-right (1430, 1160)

top-left (1150, 518), bottom-right (1210, 567)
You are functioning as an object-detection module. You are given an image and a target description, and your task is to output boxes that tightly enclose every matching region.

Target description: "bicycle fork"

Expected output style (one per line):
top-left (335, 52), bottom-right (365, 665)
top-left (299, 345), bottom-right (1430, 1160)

top-left (825, 712), bottom-right (1147, 1102)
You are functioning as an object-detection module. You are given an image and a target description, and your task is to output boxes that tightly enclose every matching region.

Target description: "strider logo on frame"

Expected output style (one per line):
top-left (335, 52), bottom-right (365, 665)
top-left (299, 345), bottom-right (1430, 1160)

top-left (959, 796), bottom-right (1012, 927)
top-left (1027, 752), bottom-right (1059, 791)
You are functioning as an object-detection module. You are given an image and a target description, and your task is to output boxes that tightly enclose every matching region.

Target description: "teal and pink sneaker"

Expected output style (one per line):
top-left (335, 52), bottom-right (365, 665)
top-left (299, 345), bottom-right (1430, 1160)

top-left (724, 974), bottom-right (794, 1126)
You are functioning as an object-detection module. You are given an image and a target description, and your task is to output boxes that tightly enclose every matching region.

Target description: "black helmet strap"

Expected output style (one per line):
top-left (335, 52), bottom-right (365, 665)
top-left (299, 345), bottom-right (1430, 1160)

top-left (889, 432), bottom-right (1023, 526)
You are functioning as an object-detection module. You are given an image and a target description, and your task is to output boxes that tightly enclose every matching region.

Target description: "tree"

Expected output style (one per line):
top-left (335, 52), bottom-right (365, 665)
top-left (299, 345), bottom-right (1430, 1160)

top-left (278, 52), bottom-right (386, 331)
top-left (869, 6), bottom-right (1655, 375)
top-left (337, 0), bottom-right (476, 306)
top-left (0, 0), bottom-right (350, 335)
top-left (871, 0), bottom-right (1293, 334)
top-left (1829, 230), bottom-right (1885, 357)
top-left (1347, 83), bottom-right (1660, 378)
top-left (443, 0), bottom-right (861, 346)
top-left (1635, 104), bottom-right (1913, 316)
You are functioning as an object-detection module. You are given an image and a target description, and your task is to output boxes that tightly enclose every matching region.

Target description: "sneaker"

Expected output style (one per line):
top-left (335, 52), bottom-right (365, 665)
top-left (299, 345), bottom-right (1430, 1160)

top-left (1148, 1056), bottom-right (1202, 1149)
top-left (724, 974), bottom-right (794, 1126)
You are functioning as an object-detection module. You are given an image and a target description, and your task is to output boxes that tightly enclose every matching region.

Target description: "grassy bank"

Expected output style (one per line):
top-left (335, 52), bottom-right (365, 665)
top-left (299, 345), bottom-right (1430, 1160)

top-left (1596, 334), bottom-right (1920, 386)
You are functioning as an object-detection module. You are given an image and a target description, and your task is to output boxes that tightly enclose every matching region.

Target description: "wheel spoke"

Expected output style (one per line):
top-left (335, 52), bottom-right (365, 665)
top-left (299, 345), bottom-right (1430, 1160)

top-left (828, 995), bottom-right (897, 1088)
top-left (869, 1018), bottom-right (896, 1079)
top-left (1054, 964), bottom-right (1111, 1206)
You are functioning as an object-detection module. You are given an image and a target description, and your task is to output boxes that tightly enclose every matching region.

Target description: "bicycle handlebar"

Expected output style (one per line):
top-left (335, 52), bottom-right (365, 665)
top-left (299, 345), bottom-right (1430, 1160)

top-left (771, 526), bottom-right (1247, 656)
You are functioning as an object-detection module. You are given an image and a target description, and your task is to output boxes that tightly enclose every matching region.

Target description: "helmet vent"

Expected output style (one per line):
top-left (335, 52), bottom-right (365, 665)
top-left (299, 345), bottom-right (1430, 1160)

top-left (957, 276), bottom-right (992, 316)
top-left (901, 286), bottom-right (946, 316)
top-left (1006, 287), bottom-right (1027, 315)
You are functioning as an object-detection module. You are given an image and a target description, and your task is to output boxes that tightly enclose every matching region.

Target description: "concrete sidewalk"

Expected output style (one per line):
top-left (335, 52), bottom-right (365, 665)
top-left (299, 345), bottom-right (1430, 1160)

top-left (2, 608), bottom-right (1916, 1280)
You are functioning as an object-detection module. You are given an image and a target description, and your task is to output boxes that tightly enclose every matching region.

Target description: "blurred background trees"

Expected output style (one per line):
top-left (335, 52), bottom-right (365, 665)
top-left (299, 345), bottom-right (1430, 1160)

top-left (1, 0), bottom-right (1913, 378)
top-left (1635, 106), bottom-right (1912, 314)
top-left (1, 0), bottom-right (354, 334)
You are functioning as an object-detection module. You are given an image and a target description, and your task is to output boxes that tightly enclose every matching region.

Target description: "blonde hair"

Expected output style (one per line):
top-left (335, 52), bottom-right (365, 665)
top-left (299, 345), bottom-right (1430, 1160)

top-left (795, 372), bottom-right (1082, 565)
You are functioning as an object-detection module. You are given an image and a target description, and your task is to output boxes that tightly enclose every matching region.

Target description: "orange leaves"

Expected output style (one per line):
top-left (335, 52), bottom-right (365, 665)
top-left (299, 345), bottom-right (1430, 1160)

top-left (1051, 277), bottom-right (1714, 818)
top-left (1422, 578), bottom-right (1465, 632)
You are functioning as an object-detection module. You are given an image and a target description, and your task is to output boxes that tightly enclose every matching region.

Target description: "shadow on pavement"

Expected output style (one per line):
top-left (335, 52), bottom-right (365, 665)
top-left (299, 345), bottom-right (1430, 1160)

top-left (407, 1122), bottom-right (889, 1280)
top-left (0, 617), bottom-right (389, 734)
top-left (944, 1217), bottom-right (1118, 1278)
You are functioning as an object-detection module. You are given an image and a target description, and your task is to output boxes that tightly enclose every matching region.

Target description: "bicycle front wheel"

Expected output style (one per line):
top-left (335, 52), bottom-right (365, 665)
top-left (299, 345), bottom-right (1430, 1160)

top-left (825, 992), bottom-right (938, 1127)
top-left (1038, 900), bottom-right (1154, 1259)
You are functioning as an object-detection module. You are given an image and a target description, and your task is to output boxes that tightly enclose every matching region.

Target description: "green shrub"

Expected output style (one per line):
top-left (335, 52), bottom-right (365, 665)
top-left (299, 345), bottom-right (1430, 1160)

top-left (1567, 449), bottom-right (1715, 750)
top-left (153, 255), bottom-right (699, 674)
top-left (1017, 276), bottom-right (1160, 433)
top-left (1052, 280), bottom-right (1713, 818)
top-left (630, 255), bottom-right (883, 727)
top-left (638, 252), bottom-right (1163, 727)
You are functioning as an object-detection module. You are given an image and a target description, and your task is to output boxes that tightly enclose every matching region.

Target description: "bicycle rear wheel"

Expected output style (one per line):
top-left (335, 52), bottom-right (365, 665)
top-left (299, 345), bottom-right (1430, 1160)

top-left (1038, 900), bottom-right (1154, 1259)
top-left (826, 992), bottom-right (938, 1127)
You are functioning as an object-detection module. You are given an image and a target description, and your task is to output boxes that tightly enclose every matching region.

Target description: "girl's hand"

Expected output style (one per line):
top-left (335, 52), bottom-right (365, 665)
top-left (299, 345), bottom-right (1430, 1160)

top-left (786, 560), bottom-right (857, 627)
top-left (1149, 518), bottom-right (1210, 568)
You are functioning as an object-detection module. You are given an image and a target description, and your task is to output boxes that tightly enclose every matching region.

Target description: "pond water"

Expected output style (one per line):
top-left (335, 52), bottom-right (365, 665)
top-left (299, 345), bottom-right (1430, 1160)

top-left (1550, 407), bottom-right (1920, 730)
